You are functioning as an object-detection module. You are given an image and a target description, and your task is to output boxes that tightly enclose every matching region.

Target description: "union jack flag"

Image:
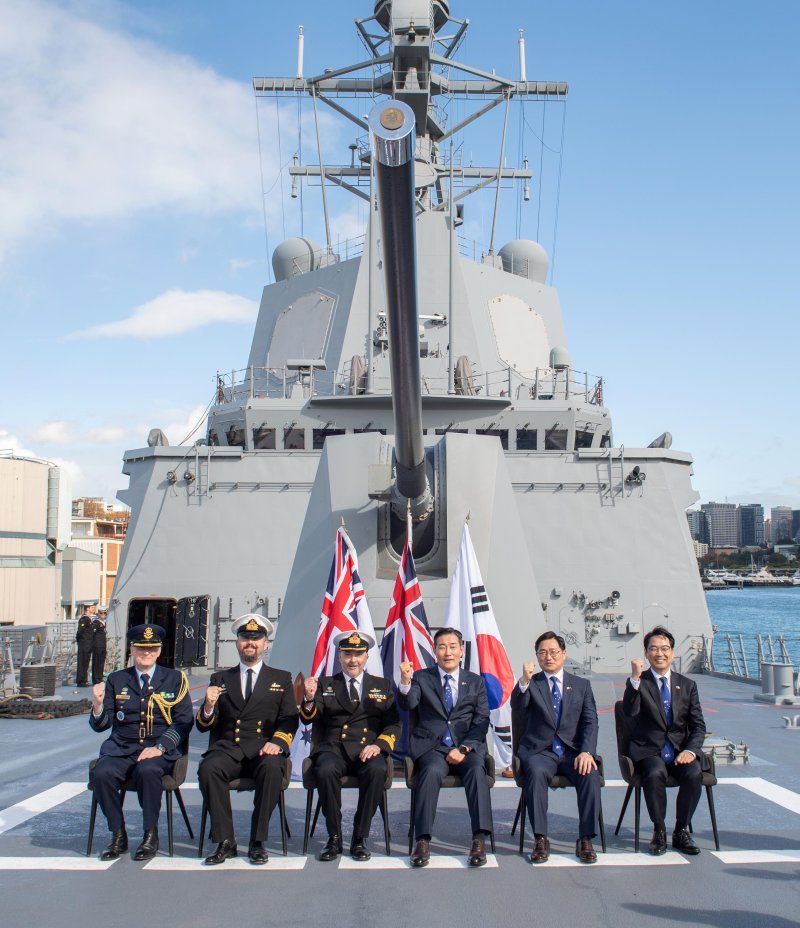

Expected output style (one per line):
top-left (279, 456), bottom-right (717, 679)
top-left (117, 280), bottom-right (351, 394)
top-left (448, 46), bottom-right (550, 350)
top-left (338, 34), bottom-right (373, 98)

top-left (380, 538), bottom-right (436, 684)
top-left (311, 526), bottom-right (381, 677)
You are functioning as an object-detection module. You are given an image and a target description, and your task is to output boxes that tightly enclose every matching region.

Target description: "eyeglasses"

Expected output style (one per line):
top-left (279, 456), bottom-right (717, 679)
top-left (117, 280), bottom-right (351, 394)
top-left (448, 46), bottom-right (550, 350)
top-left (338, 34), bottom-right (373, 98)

top-left (646, 646), bottom-right (672, 654)
top-left (536, 649), bottom-right (564, 658)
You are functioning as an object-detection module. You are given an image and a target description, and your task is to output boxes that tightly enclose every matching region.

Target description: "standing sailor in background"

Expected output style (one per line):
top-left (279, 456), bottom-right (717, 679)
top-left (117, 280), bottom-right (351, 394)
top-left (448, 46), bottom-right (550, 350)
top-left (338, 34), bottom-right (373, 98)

top-left (75, 603), bottom-right (96, 687)
top-left (197, 614), bottom-right (298, 866)
top-left (623, 625), bottom-right (706, 856)
top-left (89, 623), bottom-right (193, 861)
top-left (91, 606), bottom-right (108, 684)
top-left (301, 630), bottom-right (400, 862)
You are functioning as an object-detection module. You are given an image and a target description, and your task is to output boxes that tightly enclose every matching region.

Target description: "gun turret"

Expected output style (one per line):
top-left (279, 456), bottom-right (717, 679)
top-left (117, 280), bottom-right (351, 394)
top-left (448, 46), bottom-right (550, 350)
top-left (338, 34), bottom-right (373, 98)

top-left (369, 100), bottom-right (434, 522)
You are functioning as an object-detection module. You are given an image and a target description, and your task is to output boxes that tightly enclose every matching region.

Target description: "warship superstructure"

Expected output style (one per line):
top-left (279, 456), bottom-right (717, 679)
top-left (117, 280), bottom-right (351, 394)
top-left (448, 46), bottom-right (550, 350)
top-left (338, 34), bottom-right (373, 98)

top-left (112, 0), bottom-right (711, 675)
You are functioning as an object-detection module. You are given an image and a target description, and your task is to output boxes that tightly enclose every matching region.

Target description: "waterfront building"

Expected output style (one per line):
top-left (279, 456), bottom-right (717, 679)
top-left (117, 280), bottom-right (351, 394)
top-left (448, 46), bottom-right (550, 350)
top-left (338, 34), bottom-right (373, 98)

top-left (67, 499), bottom-right (129, 613)
top-left (739, 503), bottom-right (765, 547)
top-left (771, 506), bottom-right (793, 545)
top-left (701, 501), bottom-right (738, 548)
top-left (686, 508), bottom-right (708, 543)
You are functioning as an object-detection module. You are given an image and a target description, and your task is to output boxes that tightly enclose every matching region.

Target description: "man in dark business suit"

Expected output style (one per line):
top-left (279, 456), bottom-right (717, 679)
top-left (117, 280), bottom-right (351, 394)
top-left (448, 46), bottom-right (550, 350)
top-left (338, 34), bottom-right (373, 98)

top-left (196, 614), bottom-right (298, 866)
top-left (300, 630), bottom-right (400, 862)
top-left (622, 625), bottom-right (706, 856)
top-left (398, 627), bottom-right (492, 868)
top-left (510, 631), bottom-right (601, 864)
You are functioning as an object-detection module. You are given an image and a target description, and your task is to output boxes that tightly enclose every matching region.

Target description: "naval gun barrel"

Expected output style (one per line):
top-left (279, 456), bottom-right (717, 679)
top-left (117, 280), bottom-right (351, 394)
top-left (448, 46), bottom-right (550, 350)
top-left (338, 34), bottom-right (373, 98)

top-left (369, 100), bottom-right (432, 520)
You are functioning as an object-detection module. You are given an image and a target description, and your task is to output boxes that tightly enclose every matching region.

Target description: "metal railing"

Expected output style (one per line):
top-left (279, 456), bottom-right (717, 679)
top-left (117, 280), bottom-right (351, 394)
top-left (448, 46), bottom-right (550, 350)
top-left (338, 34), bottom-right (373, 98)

top-left (702, 633), bottom-right (800, 680)
top-left (214, 362), bottom-right (604, 406)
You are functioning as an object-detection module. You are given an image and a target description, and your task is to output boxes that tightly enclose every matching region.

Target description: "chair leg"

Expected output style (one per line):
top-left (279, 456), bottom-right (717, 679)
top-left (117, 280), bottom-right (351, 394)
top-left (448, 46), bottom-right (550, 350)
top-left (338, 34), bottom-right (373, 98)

top-left (489, 800), bottom-right (496, 854)
top-left (633, 786), bottom-right (641, 853)
top-left (310, 796), bottom-right (323, 838)
top-left (279, 792), bottom-right (288, 856)
top-left (380, 791), bottom-right (391, 856)
top-left (166, 790), bottom-right (174, 856)
top-left (516, 794), bottom-right (526, 854)
top-left (303, 788), bottom-right (314, 854)
top-left (408, 791), bottom-right (415, 854)
top-left (615, 783), bottom-right (633, 835)
top-left (706, 785), bottom-right (720, 851)
top-left (198, 800), bottom-right (208, 858)
top-left (174, 788), bottom-right (194, 840)
top-left (598, 798), bottom-right (606, 853)
top-left (511, 796), bottom-right (521, 837)
top-left (87, 794), bottom-right (98, 857)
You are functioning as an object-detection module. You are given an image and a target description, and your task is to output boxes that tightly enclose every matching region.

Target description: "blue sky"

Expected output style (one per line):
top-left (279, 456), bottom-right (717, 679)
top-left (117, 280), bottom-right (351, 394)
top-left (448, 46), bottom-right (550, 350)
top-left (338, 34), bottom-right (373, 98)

top-left (1, 0), bottom-right (798, 513)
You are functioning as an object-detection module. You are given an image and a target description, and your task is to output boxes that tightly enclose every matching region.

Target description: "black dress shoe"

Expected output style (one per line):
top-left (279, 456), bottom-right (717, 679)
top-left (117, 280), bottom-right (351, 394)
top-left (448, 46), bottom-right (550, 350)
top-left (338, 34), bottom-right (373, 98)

top-left (649, 826), bottom-right (667, 856)
top-left (575, 836), bottom-right (597, 863)
top-left (248, 841), bottom-right (269, 865)
top-left (350, 838), bottom-right (371, 861)
top-left (530, 835), bottom-right (550, 864)
top-left (317, 835), bottom-right (343, 862)
top-left (204, 840), bottom-right (238, 865)
top-left (133, 828), bottom-right (159, 861)
top-left (672, 827), bottom-right (700, 855)
top-left (100, 829), bottom-right (128, 861)
top-left (410, 837), bottom-right (430, 868)
top-left (468, 835), bottom-right (487, 867)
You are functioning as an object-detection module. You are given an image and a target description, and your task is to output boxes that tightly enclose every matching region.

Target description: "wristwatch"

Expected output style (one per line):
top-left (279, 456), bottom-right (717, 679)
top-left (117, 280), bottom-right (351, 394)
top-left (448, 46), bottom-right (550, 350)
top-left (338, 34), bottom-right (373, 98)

top-left (457, 745), bottom-right (472, 755)
top-left (155, 744), bottom-right (166, 755)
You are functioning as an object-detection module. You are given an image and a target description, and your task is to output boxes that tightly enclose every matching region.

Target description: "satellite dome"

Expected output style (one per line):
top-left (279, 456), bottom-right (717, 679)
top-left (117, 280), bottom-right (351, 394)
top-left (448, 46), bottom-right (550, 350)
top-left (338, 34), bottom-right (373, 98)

top-left (498, 239), bottom-right (549, 283)
top-left (272, 237), bottom-right (322, 282)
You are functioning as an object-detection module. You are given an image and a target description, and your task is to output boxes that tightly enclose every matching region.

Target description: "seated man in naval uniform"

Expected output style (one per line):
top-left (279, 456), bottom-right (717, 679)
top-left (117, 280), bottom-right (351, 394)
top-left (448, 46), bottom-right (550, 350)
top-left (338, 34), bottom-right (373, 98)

top-left (300, 630), bottom-right (400, 861)
top-left (623, 624), bottom-right (707, 855)
top-left (89, 623), bottom-right (194, 861)
top-left (510, 630), bottom-right (601, 864)
top-left (196, 614), bottom-right (298, 865)
top-left (398, 627), bottom-right (493, 868)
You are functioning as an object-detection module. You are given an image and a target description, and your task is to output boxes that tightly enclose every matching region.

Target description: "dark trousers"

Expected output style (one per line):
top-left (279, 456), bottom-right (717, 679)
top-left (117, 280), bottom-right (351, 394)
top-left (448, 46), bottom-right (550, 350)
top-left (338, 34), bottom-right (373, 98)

top-left (519, 749), bottom-right (600, 839)
top-left (312, 747), bottom-right (386, 841)
top-left (635, 754), bottom-right (702, 829)
top-left (412, 749), bottom-right (492, 840)
top-left (91, 753), bottom-right (173, 832)
top-left (76, 643), bottom-right (92, 685)
top-left (198, 751), bottom-right (285, 844)
top-left (91, 647), bottom-right (107, 685)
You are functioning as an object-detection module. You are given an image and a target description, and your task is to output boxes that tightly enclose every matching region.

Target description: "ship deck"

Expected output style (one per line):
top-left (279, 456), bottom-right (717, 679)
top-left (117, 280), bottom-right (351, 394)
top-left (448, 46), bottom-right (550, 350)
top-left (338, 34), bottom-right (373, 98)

top-left (1, 672), bottom-right (798, 928)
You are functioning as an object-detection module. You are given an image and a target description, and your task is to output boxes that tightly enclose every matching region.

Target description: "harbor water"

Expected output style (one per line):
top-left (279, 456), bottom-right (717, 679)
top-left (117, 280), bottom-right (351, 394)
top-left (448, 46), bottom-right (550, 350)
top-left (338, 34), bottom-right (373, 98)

top-left (706, 586), bottom-right (800, 676)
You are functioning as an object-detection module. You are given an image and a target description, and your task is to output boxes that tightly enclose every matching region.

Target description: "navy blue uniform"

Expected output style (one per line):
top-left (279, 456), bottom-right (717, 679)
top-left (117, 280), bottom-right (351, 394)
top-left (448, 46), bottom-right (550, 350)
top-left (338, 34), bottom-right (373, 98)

top-left (89, 664), bottom-right (194, 832)
top-left (75, 613), bottom-right (94, 685)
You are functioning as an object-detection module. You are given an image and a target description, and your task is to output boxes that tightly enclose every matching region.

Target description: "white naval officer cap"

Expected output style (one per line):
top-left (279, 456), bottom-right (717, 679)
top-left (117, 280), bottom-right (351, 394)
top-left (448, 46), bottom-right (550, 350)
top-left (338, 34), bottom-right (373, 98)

top-left (231, 613), bottom-right (274, 639)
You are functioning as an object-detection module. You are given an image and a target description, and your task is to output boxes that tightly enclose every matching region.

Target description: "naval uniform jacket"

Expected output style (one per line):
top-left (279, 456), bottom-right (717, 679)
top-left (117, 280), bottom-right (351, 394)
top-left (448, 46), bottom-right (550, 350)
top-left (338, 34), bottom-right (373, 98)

top-left (510, 670), bottom-right (599, 758)
top-left (196, 664), bottom-right (299, 759)
top-left (300, 672), bottom-right (401, 759)
top-left (76, 614), bottom-right (94, 645)
top-left (89, 664), bottom-right (194, 759)
top-left (622, 669), bottom-right (706, 763)
top-left (397, 666), bottom-right (489, 761)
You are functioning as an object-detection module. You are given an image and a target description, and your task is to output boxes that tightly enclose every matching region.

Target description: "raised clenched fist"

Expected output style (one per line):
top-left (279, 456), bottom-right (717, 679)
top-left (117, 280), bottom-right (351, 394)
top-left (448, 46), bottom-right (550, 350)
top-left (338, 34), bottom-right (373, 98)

top-left (399, 661), bottom-right (414, 685)
top-left (304, 677), bottom-right (318, 700)
top-left (630, 658), bottom-right (644, 680)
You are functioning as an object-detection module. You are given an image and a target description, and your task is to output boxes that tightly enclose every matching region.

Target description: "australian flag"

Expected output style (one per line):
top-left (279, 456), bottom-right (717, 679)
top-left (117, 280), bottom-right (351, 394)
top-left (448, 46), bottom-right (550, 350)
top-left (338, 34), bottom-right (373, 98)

top-left (380, 535), bottom-right (436, 758)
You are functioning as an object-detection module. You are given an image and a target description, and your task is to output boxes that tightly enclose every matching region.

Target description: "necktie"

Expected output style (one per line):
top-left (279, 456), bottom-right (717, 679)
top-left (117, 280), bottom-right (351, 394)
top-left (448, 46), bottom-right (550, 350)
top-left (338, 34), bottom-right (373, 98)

top-left (245, 668), bottom-right (254, 702)
top-left (551, 677), bottom-right (565, 756)
top-left (349, 679), bottom-right (359, 705)
top-left (660, 676), bottom-right (675, 763)
top-left (141, 673), bottom-right (150, 692)
top-left (442, 674), bottom-right (454, 747)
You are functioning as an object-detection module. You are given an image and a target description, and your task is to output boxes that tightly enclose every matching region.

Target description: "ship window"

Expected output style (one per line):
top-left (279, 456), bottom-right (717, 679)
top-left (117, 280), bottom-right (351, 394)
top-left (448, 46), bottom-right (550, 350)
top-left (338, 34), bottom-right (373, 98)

top-left (284, 427), bottom-right (305, 450)
top-left (253, 427), bottom-right (276, 450)
top-left (477, 429), bottom-right (509, 450)
top-left (353, 428), bottom-right (387, 435)
top-left (544, 428), bottom-right (568, 450)
top-left (435, 428), bottom-right (467, 435)
top-left (313, 428), bottom-right (345, 450)
top-left (600, 432), bottom-right (611, 448)
top-left (225, 426), bottom-right (246, 449)
top-left (207, 429), bottom-right (220, 446)
top-left (516, 429), bottom-right (537, 450)
top-left (575, 429), bottom-right (594, 449)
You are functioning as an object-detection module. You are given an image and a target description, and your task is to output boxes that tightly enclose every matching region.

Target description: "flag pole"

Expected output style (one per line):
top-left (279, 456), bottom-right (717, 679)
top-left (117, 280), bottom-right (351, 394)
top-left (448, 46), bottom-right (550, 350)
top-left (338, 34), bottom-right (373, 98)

top-left (406, 498), bottom-right (413, 553)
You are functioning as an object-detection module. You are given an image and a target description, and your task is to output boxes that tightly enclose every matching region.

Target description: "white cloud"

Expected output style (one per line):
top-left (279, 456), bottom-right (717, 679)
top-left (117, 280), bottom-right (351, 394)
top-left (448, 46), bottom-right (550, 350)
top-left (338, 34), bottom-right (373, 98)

top-left (139, 405), bottom-right (210, 447)
top-left (31, 420), bottom-right (79, 445)
top-left (0, 429), bottom-right (39, 459)
top-left (229, 258), bottom-right (257, 272)
top-left (66, 289), bottom-right (258, 339)
top-left (86, 426), bottom-right (131, 444)
top-left (0, 0), bottom-right (279, 261)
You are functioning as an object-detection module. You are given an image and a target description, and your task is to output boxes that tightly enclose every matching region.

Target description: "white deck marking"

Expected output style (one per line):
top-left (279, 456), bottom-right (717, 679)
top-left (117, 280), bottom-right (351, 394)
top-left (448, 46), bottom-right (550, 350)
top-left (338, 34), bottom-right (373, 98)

top-left (712, 850), bottom-right (800, 865)
top-left (0, 783), bottom-right (86, 836)
top-left (0, 857), bottom-right (116, 870)
top-left (144, 857), bottom-right (307, 871)
top-left (521, 853), bottom-right (688, 867)
top-left (338, 854), bottom-right (500, 869)
top-left (716, 777), bottom-right (800, 815)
